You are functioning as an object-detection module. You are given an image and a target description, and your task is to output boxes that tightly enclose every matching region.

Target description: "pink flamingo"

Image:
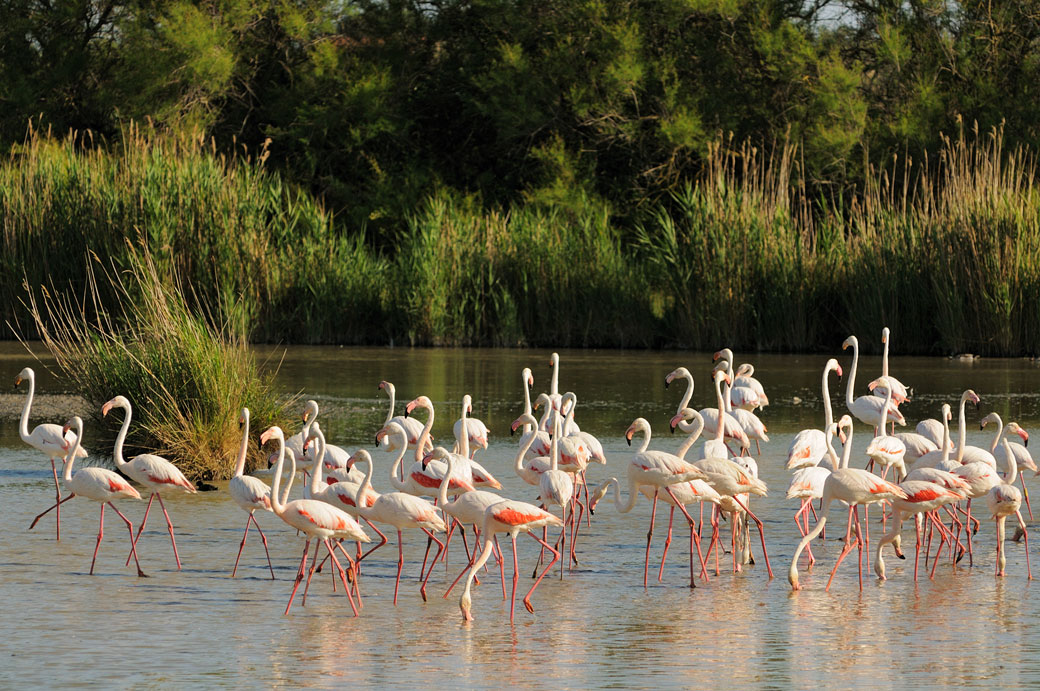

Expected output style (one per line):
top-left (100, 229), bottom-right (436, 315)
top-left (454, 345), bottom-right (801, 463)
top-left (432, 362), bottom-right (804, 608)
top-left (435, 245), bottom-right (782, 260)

top-left (841, 336), bottom-right (906, 433)
top-left (29, 416), bottom-right (146, 577)
top-left (228, 408), bottom-right (275, 579)
top-left (378, 381), bottom-right (429, 451)
top-left (458, 499), bottom-right (563, 622)
top-left (789, 415), bottom-right (908, 591)
top-left (589, 418), bottom-right (710, 586)
top-left (988, 437), bottom-right (1032, 579)
top-left (262, 426), bottom-right (367, 615)
top-left (15, 366), bottom-right (88, 540)
top-left (102, 396), bottom-right (196, 570)
top-left (875, 480), bottom-right (965, 581)
top-left (349, 448), bottom-right (448, 604)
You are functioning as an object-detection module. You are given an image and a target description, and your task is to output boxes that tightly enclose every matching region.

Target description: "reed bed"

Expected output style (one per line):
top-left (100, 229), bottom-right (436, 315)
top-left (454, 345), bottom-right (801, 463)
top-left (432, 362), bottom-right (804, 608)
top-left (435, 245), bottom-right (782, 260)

top-left (23, 248), bottom-right (291, 481)
top-left (5, 123), bottom-right (1040, 354)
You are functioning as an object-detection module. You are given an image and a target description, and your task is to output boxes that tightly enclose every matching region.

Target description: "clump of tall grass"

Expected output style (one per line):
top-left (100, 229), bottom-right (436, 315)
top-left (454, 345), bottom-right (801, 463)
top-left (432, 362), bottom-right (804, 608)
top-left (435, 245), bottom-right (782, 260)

top-left (23, 246), bottom-right (292, 481)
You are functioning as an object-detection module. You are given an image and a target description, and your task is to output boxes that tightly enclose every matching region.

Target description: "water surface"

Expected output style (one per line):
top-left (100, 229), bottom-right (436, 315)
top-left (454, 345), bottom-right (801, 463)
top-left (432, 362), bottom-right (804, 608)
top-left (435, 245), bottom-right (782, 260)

top-left (3, 343), bottom-right (1039, 688)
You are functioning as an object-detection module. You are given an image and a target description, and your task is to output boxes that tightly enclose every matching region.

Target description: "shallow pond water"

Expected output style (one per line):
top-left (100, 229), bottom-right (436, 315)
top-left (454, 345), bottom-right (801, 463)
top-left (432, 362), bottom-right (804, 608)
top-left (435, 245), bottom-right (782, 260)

top-left (3, 343), bottom-right (1040, 688)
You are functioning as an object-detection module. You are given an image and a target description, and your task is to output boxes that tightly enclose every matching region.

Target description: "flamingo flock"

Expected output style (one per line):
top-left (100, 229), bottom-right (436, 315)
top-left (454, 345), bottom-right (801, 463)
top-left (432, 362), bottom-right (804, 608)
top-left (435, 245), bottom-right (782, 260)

top-left (13, 333), bottom-right (1037, 625)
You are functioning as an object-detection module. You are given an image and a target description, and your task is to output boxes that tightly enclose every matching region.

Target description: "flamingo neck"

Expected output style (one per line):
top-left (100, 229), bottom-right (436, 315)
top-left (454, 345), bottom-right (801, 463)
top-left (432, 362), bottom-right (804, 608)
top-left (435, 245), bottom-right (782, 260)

top-left (1003, 439), bottom-right (1019, 485)
top-left (840, 428), bottom-right (853, 469)
top-left (383, 385), bottom-right (396, 426)
top-left (940, 415), bottom-right (952, 464)
top-left (270, 436), bottom-right (289, 515)
top-left (988, 416), bottom-right (1004, 453)
top-left (878, 384), bottom-right (892, 433)
top-left (18, 370), bottom-right (33, 442)
top-left (956, 395), bottom-right (969, 462)
top-left (389, 431), bottom-right (409, 492)
top-left (414, 402), bottom-right (434, 465)
top-left (824, 428), bottom-right (839, 468)
top-left (438, 452), bottom-right (455, 509)
top-left (721, 379), bottom-right (733, 413)
top-left (676, 414), bottom-right (704, 460)
top-left (822, 365), bottom-right (835, 428)
top-left (522, 375), bottom-right (532, 433)
top-left (845, 340), bottom-right (859, 408)
top-left (354, 456), bottom-right (375, 517)
top-left (461, 533), bottom-right (498, 619)
top-left (515, 421), bottom-right (538, 475)
top-left (233, 413), bottom-right (250, 478)
top-left (549, 412), bottom-right (561, 471)
top-left (112, 402), bottom-right (131, 469)
top-left (677, 371), bottom-right (694, 411)
top-left (550, 356), bottom-right (559, 397)
top-left (633, 421), bottom-right (651, 454)
top-left (459, 399), bottom-right (470, 458)
top-left (307, 431), bottom-right (325, 498)
top-left (610, 476), bottom-right (639, 514)
top-left (882, 336), bottom-right (890, 376)
top-left (63, 420), bottom-right (83, 482)
top-left (564, 394), bottom-right (577, 435)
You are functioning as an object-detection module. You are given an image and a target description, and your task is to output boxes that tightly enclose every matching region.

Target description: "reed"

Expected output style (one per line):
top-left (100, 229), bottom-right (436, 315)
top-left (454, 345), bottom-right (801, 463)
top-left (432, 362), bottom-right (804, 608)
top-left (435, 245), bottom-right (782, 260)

top-left (5, 122), bottom-right (1040, 354)
top-left (23, 247), bottom-right (292, 481)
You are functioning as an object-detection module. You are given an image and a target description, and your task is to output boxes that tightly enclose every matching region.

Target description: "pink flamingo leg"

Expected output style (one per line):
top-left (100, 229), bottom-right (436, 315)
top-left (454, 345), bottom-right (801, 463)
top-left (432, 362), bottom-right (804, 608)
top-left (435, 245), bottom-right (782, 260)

top-left (29, 493), bottom-right (76, 530)
top-left (659, 506), bottom-right (675, 581)
top-left (323, 539), bottom-right (359, 617)
top-left (357, 518), bottom-right (388, 563)
top-left (913, 515), bottom-right (922, 581)
top-left (731, 495), bottom-right (773, 579)
top-left (51, 458), bottom-right (62, 541)
top-left (393, 530), bottom-right (405, 606)
top-left (301, 539), bottom-right (323, 605)
top-left (109, 502), bottom-right (147, 577)
top-left (232, 513), bottom-right (252, 578)
top-left (1020, 476), bottom-right (1033, 520)
top-left (1015, 510), bottom-right (1032, 579)
top-left (522, 530), bottom-right (560, 615)
top-left (251, 515), bottom-right (276, 579)
top-left (419, 528), bottom-right (446, 602)
top-left (570, 496), bottom-right (585, 567)
top-left (826, 506), bottom-right (859, 591)
top-left (582, 471), bottom-right (592, 527)
top-left (90, 503), bottom-right (106, 575)
top-left (508, 534), bottom-right (520, 622)
top-left (664, 486), bottom-right (708, 581)
top-left (154, 494), bottom-right (182, 569)
top-left (643, 493), bottom-right (659, 587)
top-left (284, 539), bottom-right (312, 615)
top-left (126, 493), bottom-right (155, 565)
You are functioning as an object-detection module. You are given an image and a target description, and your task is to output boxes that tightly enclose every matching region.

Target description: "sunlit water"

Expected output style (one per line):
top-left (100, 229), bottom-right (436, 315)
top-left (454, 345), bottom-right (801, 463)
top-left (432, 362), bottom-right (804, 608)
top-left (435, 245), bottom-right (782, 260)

top-left (4, 344), bottom-right (1040, 687)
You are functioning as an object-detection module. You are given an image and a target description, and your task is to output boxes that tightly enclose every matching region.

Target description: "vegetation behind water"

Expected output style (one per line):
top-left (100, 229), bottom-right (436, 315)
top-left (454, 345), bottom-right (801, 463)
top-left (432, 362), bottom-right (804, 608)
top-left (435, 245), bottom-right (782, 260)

top-left (4, 125), bottom-right (1038, 356)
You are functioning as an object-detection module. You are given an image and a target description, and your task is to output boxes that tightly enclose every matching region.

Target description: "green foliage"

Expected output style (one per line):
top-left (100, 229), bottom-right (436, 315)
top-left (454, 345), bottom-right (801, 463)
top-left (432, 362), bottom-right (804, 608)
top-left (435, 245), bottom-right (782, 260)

top-left (23, 247), bottom-right (292, 481)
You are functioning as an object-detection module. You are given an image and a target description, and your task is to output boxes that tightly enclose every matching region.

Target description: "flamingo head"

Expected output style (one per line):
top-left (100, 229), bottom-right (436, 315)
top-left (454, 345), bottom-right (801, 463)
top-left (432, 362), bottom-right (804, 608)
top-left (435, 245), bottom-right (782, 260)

top-left (524, 369), bottom-right (534, 388)
top-left (421, 446), bottom-right (447, 470)
top-left (511, 414), bottom-right (535, 436)
top-left (302, 399), bottom-right (318, 423)
top-left (965, 389), bottom-right (981, 408)
top-left (238, 408), bottom-right (249, 427)
top-left (980, 412), bottom-right (999, 430)
top-left (259, 427), bottom-right (281, 447)
top-left (842, 335), bottom-right (857, 351)
top-left (101, 395), bottom-right (129, 417)
top-left (14, 367), bottom-right (32, 388)
top-left (405, 396), bottom-right (430, 417)
top-left (303, 421), bottom-right (322, 452)
top-left (589, 479), bottom-right (616, 513)
top-left (942, 403), bottom-right (952, 422)
top-left (736, 363), bottom-right (753, 377)
top-left (378, 380), bottom-right (391, 393)
top-left (1008, 422), bottom-right (1029, 446)
top-left (882, 326), bottom-right (890, 344)
top-left (460, 592), bottom-right (473, 622)
top-left (550, 352), bottom-right (559, 369)
top-left (624, 425), bottom-right (636, 446)
top-left (664, 367), bottom-right (688, 388)
top-left (669, 410), bottom-right (686, 433)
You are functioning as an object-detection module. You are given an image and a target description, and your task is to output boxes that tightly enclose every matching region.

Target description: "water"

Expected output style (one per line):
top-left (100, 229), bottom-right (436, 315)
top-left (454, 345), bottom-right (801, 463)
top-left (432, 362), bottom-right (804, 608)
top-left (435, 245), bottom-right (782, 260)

top-left (3, 343), bottom-right (1040, 688)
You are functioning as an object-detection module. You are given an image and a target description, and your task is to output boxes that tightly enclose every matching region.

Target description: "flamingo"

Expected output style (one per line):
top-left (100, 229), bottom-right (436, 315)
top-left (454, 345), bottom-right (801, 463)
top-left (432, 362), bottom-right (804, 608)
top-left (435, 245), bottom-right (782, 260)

top-left (786, 423), bottom-right (843, 566)
top-left (284, 399), bottom-right (318, 462)
top-left (874, 480), bottom-right (965, 581)
top-left (732, 363), bottom-right (768, 405)
top-left (453, 394), bottom-right (489, 457)
top-left (261, 426), bottom-right (366, 615)
top-left (519, 393), bottom-right (553, 460)
top-left (988, 437), bottom-right (1032, 579)
top-left (458, 499), bottom-right (563, 622)
top-left (789, 415), bottom-right (908, 591)
top-left (712, 350), bottom-right (765, 410)
top-left (29, 416), bottom-right (146, 577)
top-left (421, 446), bottom-right (507, 598)
top-left (864, 377), bottom-right (908, 479)
top-left (559, 392), bottom-right (607, 464)
top-left (403, 396), bottom-right (497, 491)
top-left (102, 396), bottom-right (197, 570)
top-left (350, 448), bottom-right (448, 604)
top-left (589, 418), bottom-right (710, 586)
top-left (869, 327), bottom-right (911, 405)
top-left (916, 418), bottom-right (953, 451)
top-left (228, 408), bottom-right (275, 579)
top-left (841, 335), bottom-right (906, 432)
top-left (982, 413), bottom-right (1034, 518)
top-left (720, 373), bottom-right (769, 454)
top-left (547, 351), bottom-right (563, 419)
top-left (378, 381), bottom-right (428, 451)
top-left (386, 399), bottom-right (475, 497)
top-left (786, 359), bottom-right (843, 469)
top-left (914, 391), bottom-right (986, 469)
top-left (538, 407), bottom-right (574, 579)
top-left (15, 366), bottom-right (88, 540)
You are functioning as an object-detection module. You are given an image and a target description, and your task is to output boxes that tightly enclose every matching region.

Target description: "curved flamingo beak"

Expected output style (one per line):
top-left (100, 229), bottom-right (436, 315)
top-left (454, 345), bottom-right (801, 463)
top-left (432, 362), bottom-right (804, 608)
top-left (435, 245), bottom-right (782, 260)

top-left (260, 429), bottom-right (275, 445)
top-left (835, 365), bottom-right (843, 377)
top-left (420, 450), bottom-right (435, 470)
top-left (625, 428), bottom-right (634, 446)
top-left (13, 377), bottom-right (21, 389)
top-left (101, 401), bottom-right (114, 417)
top-left (527, 375), bottom-right (534, 387)
top-left (1017, 428), bottom-right (1030, 446)
top-left (669, 412), bottom-right (683, 432)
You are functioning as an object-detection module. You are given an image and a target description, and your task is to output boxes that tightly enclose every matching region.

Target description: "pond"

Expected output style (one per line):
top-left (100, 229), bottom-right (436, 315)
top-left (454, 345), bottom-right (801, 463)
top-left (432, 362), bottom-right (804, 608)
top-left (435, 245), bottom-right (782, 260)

top-left (3, 342), bottom-right (1039, 688)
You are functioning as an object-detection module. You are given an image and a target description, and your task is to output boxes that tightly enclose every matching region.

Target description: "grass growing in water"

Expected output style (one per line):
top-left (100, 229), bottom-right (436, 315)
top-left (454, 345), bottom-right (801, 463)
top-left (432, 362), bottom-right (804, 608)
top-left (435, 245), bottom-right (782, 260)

top-left (23, 247), bottom-right (291, 481)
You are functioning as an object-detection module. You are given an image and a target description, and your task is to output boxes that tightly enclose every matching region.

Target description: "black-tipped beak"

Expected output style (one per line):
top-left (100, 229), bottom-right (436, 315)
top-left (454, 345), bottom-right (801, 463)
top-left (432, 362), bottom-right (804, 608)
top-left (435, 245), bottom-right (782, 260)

top-left (979, 423), bottom-right (985, 430)
top-left (670, 424), bottom-right (676, 434)
top-left (374, 437), bottom-right (380, 446)
top-left (626, 437), bottom-right (631, 447)
top-left (510, 427), bottom-right (515, 437)
top-left (664, 381), bottom-right (670, 389)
